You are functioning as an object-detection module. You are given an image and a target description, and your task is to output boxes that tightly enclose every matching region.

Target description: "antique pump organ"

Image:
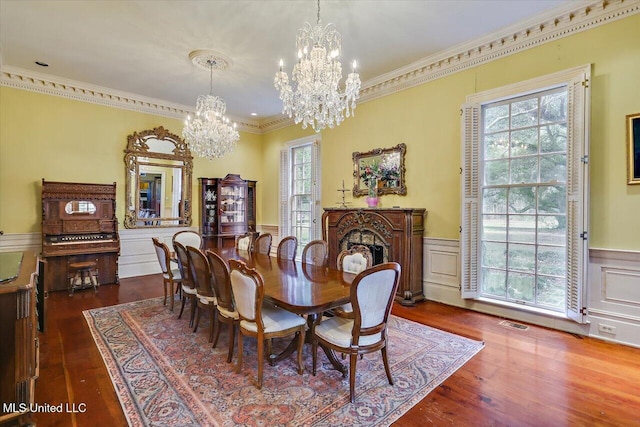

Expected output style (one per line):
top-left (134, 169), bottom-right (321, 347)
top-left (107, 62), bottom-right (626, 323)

top-left (41, 180), bottom-right (120, 293)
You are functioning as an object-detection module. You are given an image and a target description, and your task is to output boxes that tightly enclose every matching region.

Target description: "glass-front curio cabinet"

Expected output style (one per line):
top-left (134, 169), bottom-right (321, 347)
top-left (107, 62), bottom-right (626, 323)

top-left (199, 174), bottom-right (257, 248)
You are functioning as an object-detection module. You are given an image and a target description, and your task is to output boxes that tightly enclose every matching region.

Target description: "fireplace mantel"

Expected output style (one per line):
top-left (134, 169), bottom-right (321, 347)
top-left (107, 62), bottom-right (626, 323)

top-left (322, 207), bottom-right (427, 305)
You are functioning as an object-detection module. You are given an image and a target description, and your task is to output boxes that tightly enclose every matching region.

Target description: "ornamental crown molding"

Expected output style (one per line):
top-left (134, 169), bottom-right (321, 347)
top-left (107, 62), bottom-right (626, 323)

top-left (0, 66), bottom-right (262, 134)
top-left (259, 0), bottom-right (639, 133)
top-left (1, 0), bottom-right (637, 135)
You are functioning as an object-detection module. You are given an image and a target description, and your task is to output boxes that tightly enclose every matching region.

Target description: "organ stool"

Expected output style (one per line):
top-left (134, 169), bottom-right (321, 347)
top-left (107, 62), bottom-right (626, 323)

top-left (68, 259), bottom-right (99, 295)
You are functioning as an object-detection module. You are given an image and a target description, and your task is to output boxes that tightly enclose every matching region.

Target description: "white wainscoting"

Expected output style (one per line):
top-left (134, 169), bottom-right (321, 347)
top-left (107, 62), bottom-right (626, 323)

top-left (423, 238), bottom-right (640, 348)
top-left (587, 249), bottom-right (640, 348)
top-left (118, 227), bottom-right (194, 278)
top-left (0, 232), bottom-right (41, 253)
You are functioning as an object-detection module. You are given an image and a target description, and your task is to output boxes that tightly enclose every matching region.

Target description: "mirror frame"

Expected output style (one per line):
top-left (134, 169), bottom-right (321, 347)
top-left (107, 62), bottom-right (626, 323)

top-left (352, 143), bottom-right (407, 197)
top-left (123, 126), bottom-right (193, 228)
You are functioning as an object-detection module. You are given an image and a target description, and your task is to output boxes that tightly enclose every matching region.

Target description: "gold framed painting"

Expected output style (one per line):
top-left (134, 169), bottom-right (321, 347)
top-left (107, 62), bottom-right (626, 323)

top-left (627, 113), bottom-right (640, 185)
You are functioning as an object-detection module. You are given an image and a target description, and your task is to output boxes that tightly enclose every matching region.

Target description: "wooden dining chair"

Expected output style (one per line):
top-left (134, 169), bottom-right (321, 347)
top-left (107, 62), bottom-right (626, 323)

top-left (172, 230), bottom-right (203, 250)
top-left (187, 246), bottom-right (218, 343)
top-left (235, 232), bottom-right (254, 251)
top-left (334, 244), bottom-right (373, 317)
top-left (311, 262), bottom-right (401, 403)
top-left (338, 245), bottom-right (373, 274)
top-left (276, 236), bottom-right (298, 260)
top-left (206, 250), bottom-right (238, 362)
top-left (252, 233), bottom-right (272, 255)
top-left (228, 259), bottom-right (306, 389)
top-left (301, 239), bottom-right (328, 267)
top-left (173, 241), bottom-right (197, 327)
top-left (152, 237), bottom-right (183, 311)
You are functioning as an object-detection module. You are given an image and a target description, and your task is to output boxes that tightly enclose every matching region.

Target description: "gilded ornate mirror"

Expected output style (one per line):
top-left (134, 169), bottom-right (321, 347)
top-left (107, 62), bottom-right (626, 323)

top-left (352, 143), bottom-right (407, 196)
top-left (123, 127), bottom-right (193, 228)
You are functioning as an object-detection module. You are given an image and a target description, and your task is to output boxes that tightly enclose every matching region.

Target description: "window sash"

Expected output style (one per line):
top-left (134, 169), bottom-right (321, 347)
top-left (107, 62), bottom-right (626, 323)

top-left (461, 65), bottom-right (590, 323)
top-left (280, 136), bottom-right (321, 255)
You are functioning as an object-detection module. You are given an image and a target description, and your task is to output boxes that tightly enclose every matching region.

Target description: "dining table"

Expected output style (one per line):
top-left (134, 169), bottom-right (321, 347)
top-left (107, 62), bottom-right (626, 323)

top-left (208, 246), bottom-right (355, 375)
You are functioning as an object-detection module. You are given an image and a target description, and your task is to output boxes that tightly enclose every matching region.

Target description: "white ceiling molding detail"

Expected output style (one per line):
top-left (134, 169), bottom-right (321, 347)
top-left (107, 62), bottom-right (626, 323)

top-left (259, 0), bottom-right (639, 133)
top-left (0, 66), bottom-right (262, 134)
top-left (356, 0), bottom-right (638, 104)
top-left (1, 0), bottom-right (637, 136)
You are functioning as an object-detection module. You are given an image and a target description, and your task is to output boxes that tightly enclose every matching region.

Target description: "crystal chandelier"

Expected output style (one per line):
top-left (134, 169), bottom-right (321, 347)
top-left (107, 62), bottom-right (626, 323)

top-left (274, 0), bottom-right (361, 132)
top-left (183, 51), bottom-right (239, 159)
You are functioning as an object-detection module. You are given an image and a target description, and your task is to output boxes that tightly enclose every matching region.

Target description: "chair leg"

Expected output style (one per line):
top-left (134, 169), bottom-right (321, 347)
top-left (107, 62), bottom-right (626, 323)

top-left (349, 353), bottom-right (358, 403)
top-left (208, 306), bottom-right (216, 343)
top-left (212, 313), bottom-right (222, 348)
top-left (381, 346), bottom-right (393, 385)
top-left (169, 280), bottom-right (175, 312)
top-left (189, 297), bottom-right (196, 328)
top-left (236, 333), bottom-right (244, 374)
top-left (163, 279), bottom-right (168, 306)
top-left (296, 329), bottom-right (304, 375)
top-left (178, 293), bottom-right (187, 319)
top-left (257, 336), bottom-right (264, 389)
top-left (311, 336), bottom-right (318, 376)
top-left (193, 306), bottom-right (201, 332)
top-left (226, 323), bottom-right (236, 363)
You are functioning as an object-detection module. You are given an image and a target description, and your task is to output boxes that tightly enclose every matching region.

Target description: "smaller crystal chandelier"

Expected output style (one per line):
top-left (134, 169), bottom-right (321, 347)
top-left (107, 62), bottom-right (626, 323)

top-left (183, 50), bottom-right (239, 159)
top-left (274, 0), bottom-right (361, 132)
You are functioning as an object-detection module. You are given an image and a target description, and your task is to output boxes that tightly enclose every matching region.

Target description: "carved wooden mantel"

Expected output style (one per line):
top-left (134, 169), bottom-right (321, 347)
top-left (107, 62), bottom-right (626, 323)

top-left (322, 207), bottom-right (427, 306)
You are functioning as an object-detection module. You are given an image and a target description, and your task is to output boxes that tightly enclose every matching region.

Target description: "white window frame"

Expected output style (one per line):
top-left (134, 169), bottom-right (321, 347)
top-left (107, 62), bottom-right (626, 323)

top-left (280, 135), bottom-right (321, 253)
top-left (461, 64), bottom-right (591, 323)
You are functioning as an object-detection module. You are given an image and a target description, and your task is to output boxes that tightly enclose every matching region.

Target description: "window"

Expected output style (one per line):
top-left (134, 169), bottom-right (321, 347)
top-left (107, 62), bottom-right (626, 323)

top-left (280, 136), bottom-right (321, 255)
top-left (461, 65), bottom-right (590, 323)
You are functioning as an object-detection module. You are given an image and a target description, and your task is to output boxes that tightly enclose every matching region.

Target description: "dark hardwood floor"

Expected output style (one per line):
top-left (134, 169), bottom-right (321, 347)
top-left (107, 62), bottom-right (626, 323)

top-left (34, 275), bottom-right (640, 426)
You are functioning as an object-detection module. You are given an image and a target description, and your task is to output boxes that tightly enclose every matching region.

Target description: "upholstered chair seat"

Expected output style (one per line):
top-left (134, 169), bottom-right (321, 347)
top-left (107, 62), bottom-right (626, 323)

top-left (312, 262), bottom-right (401, 403)
top-left (188, 246), bottom-right (219, 343)
top-left (152, 237), bottom-right (183, 311)
top-left (229, 259), bottom-right (306, 389)
top-left (206, 250), bottom-right (239, 362)
top-left (173, 241), bottom-right (197, 327)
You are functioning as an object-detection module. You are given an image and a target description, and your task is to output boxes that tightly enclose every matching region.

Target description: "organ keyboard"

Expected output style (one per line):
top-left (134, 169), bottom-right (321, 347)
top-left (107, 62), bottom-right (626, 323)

top-left (41, 180), bottom-right (120, 292)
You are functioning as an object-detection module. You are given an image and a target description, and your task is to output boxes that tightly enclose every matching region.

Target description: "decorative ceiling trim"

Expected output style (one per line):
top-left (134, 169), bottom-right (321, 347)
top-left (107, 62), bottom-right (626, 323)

top-left (0, 66), bottom-right (262, 134)
top-left (259, 0), bottom-right (639, 133)
top-left (1, 0), bottom-right (637, 136)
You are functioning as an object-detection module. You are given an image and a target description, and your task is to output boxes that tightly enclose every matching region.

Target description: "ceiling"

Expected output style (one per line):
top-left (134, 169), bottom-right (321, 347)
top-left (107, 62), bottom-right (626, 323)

top-left (0, 0), bottom-right (585, 124)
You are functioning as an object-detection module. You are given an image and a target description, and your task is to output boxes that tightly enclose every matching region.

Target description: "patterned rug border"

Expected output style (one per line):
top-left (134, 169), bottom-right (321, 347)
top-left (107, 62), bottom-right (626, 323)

top-left (84, 297), bottom-right (484, 426)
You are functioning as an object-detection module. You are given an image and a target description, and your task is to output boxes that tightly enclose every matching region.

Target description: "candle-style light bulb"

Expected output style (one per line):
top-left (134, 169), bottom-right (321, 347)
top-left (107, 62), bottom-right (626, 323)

top-left (279, 58), bottom-right (284, 71)
top-left (352, 60), bottom-right (357, 72)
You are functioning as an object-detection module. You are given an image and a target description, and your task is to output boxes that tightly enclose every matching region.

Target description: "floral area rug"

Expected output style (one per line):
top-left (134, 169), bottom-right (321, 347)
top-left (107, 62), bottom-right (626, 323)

top-left (84, 297), bottom-right (483, 426)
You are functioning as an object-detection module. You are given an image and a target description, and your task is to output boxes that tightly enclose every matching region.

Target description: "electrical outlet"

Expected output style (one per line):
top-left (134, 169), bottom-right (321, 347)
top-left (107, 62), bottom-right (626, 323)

top-left (598, 323), bottom-right (617, 334)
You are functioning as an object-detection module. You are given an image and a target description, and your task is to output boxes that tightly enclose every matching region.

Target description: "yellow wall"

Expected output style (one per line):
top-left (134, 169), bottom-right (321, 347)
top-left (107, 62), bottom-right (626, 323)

top-left (263, 14), bottom-right (640, 250)
top-left (0, 88), bottom-right (262, 232)
top-left (1, 15), bottom-right (639, 250)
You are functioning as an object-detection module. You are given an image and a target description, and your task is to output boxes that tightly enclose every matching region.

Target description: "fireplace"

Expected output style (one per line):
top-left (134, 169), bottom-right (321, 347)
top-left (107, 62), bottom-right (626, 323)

top-left (323, 207), bottom-right (427, 305)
